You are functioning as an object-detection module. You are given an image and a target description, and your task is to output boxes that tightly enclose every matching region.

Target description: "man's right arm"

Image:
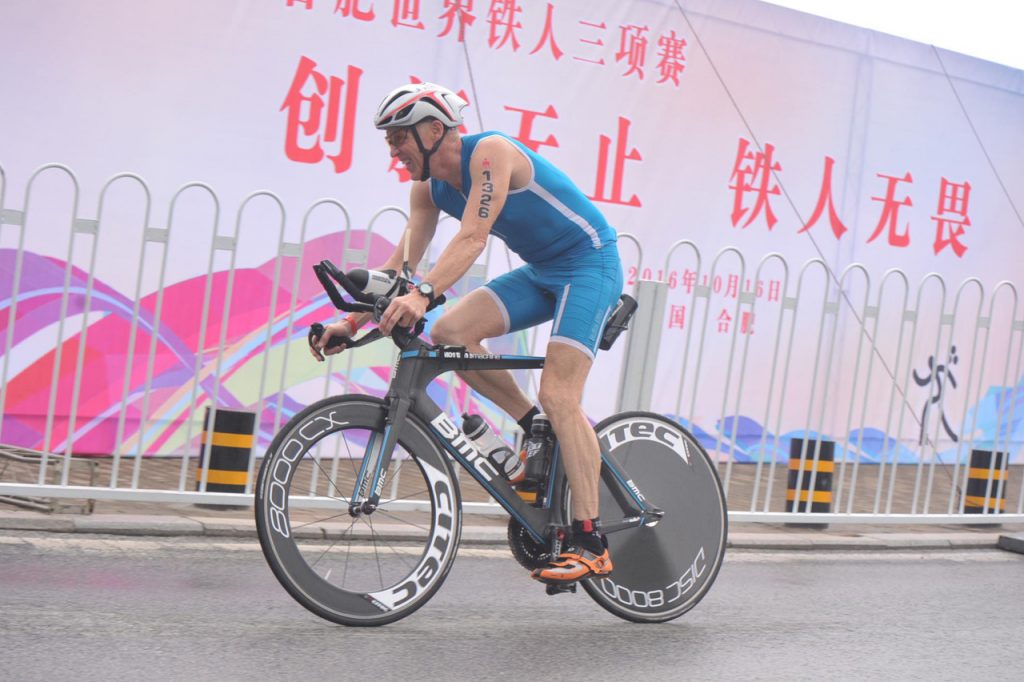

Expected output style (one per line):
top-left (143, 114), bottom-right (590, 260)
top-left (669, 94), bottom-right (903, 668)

top-left (312, 182), bottom-right (440, 359)
top-left (378, 181), bottom-right (441, 275)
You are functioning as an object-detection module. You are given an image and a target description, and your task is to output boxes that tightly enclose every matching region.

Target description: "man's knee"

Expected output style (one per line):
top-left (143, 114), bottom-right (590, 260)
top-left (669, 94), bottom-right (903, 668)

top-left (538, 344), bottom-right (591, 419)
top-left (431, 288), bottom-right (508, 346)
top-left (432, 313), bottom-right (489, 345)
top-left (537, 383), bottom-right (582, 420)
top-left (429, 314), bottom-right (463, 345)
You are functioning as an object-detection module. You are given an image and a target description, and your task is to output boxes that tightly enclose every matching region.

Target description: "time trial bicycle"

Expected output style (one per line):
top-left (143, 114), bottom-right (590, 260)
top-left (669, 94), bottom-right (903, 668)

top-left (254, 260), bottom-right (727, 626)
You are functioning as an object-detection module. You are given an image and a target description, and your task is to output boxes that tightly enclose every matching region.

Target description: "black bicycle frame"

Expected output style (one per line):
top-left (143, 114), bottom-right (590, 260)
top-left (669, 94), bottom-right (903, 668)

top-left (349, 331), bottom-right (663, 545)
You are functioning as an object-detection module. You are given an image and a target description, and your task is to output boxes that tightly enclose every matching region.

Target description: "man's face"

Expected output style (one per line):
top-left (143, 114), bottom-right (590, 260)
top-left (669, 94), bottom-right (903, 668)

top-left (385, 125), bottom-right (419, 177)
top-left (384, 120), bottom-right (441, 180)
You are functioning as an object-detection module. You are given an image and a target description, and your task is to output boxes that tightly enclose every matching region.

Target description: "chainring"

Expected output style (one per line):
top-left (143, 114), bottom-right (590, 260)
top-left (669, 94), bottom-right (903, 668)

top-left (507, 518), bottom-right (552, 570)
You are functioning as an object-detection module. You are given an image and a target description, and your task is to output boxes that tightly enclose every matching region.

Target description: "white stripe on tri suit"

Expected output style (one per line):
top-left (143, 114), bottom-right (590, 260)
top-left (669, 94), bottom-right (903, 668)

top-left (527, 180), bottom-right (603, 249)
top-left (552, 283), bottom-right (571, 334)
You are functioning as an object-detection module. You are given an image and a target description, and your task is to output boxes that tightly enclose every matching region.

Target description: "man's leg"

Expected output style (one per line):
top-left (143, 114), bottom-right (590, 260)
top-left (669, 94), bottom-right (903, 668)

top-left (430, 288), bottom-right (535, 421)
top-left (535, 341), bottom-right (599, 519)
top-left (530, 340), bottom-right (612, 583)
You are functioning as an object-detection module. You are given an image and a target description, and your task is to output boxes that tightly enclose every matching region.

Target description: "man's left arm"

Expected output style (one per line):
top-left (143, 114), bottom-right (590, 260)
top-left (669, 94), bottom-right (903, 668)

top-left (379, 137), bottom-right (513, 332)
top-left (421, 137), bottom-right (512, 292)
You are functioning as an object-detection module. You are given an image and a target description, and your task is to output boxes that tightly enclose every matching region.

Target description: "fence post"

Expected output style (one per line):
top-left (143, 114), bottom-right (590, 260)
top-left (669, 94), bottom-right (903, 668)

top-left (617, 279), bottom-right (667, 413)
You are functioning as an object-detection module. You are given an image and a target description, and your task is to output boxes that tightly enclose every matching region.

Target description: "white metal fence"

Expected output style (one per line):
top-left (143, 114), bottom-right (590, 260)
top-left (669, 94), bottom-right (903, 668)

top-left (1, 163), bottom-right (1020, 523)
top-left (633, 242), bottom-right (1023, 523)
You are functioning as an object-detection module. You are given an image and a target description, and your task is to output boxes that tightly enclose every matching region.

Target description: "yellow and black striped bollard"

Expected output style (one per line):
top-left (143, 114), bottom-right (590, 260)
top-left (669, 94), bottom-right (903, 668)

top-left (197, 407), bottom-right (256, 496)
top-left (963, 449), bottom-right (1007, 523)
top-left (785, 439), bottom-right (834, 529)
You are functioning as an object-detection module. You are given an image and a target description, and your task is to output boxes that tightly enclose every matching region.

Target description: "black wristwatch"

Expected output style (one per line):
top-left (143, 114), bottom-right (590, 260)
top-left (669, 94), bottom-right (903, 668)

top-left (415, 281), bottom-right (436, 306)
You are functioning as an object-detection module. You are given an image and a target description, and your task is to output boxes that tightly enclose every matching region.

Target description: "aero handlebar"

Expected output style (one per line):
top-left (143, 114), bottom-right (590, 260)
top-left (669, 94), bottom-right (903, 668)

top-left (308, 259), bottom-right (447, 355)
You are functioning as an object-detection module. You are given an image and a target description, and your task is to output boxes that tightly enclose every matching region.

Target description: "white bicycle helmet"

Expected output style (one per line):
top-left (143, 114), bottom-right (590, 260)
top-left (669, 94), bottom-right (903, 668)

top-left (373, 82), bottom-right (467, 130)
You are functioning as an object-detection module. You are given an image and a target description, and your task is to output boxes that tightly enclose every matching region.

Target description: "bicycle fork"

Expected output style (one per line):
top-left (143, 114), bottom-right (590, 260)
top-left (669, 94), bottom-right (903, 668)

top-left (348, 395), bottom-right (412, 516)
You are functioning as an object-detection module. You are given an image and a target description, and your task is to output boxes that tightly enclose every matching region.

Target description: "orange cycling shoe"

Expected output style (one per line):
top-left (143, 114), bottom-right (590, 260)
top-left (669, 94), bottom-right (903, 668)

top-left (531, 548), bottom-right (613, 584)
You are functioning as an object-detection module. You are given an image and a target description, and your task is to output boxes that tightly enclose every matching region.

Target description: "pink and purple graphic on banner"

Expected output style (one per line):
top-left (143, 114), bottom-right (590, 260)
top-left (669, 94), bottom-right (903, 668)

top-left (0, 230), bottom-right (498, 458)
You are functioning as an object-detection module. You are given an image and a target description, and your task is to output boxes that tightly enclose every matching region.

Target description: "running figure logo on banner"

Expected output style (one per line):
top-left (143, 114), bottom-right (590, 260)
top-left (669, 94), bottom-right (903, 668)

top-left (913, 345), bottom-right (961, 446)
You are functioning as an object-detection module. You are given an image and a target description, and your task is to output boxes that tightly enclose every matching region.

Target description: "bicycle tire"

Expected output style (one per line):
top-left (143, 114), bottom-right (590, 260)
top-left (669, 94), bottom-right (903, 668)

top-left (578, 411), bottom-right (728, 623)
top-left (255, 395), bottom-right (462, 626)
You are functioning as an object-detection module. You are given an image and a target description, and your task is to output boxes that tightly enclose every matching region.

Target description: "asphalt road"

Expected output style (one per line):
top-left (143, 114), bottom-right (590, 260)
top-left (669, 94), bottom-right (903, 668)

top-left (1, 532), bottom-right (1021, 681)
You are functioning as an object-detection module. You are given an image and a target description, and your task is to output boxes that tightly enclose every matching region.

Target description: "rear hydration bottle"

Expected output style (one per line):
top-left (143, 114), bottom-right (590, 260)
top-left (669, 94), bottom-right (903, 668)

top-left (519, 413), bottom-right (553, 504)
top-left (461, 414), bottom-right (525, 483)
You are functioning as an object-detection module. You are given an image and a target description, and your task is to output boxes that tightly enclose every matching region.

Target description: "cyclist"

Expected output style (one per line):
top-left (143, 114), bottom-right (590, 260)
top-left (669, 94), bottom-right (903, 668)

top-left (313, 82), bottom-right (622, 585)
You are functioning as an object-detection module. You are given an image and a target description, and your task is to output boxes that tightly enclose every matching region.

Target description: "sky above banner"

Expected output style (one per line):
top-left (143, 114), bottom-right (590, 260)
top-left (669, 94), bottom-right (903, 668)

top-left (763, 0), bottom-right (1024, 71)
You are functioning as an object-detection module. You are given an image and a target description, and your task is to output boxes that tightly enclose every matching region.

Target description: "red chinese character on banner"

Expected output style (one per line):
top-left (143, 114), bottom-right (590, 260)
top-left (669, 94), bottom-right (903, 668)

top-left (574, 20), bottom-right (607, 65)
top-left (729, 138), bottom-right (781, 229)
top-left (682, 269), bottom-right (697, 294)
top-left (867, 171), bottom-right (913, 247)
top-left (389, 77), bottom-right (471, 182)
top-left (287, 0), bottom-right (313, 9)
top-left (528, 3), bottom-right (563, 60)
top-left (486, 0), bottom-right (522, 50)
top-left (740, 311), bottom-right (755, 335)
top-left (504, 104), bottom-right (559, 152)
top-left (798, 156), bottom-right (849, 239)
top-left (656, 30), bottom-right (687, 85)
top-left (280, 57), bottom-right (363, 174)
top-left (717, 309), bottom-right (732, 333)
top-left (438, 0), bottom-right (475, 42)
top-left (616, 25), bottom-right (649, 79)
top-left (590, 116), bottom-right (642, 207)
top-left (391, 0), bottom-right (424, 28)
top-left (335, 0), bottom-right (375, 21)
top-left (668, 305), bottom-right (686, 329)
top-left (725, 274), bottom-right (740, 298)
top-left (931, 178), bottom-right (971, 257)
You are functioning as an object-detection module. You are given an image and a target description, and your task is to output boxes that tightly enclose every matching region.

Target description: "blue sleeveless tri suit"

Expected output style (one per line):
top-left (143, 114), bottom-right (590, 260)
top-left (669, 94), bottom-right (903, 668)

top-left (428, 131), bottom-right (623, 358)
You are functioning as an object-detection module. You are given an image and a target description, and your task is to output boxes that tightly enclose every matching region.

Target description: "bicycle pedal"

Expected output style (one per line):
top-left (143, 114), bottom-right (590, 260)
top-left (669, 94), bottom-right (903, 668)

top-left (544, 582), bottom-right (577, 596)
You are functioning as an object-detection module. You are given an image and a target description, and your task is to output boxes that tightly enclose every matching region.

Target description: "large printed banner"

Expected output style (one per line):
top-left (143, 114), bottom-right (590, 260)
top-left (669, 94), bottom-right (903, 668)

top-left (1, 0), bottom-right (1022, 460)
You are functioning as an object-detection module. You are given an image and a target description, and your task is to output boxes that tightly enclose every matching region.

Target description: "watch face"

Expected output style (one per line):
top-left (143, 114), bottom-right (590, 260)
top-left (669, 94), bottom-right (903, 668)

top-left (418, 283), bottom-right (434, 297)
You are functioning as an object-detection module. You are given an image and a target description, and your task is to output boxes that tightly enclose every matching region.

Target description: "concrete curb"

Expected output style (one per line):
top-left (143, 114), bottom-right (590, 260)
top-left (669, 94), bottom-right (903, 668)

top-left (997, 533), bottom-right (1024, 555)
top-left (0, 510), bottom-right (1012, 550)
top-left (0, 512), bottom-right (76, 533)
top-left (0, 510), bottom-right (513, 544)
top-left (72, 514), bottom-right (206, 537)
top-left (724, 532), bottom-right (1002, 551)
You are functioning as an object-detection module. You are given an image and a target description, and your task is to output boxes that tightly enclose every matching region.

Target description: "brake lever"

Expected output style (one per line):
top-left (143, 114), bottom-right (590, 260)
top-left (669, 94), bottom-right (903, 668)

top-left (308, 322), bottom-right (352, 361)
top-left (309, 322), bottom-right (385, 359)
top-left (370, 291), bottom-right (447, 325)
top-left (372, 296), bottom-right (391, 323)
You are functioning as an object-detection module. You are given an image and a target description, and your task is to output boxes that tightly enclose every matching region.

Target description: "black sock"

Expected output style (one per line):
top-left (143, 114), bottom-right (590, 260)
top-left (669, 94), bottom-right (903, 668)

top-left (517, 406), bottom-right (540, 435)
top-left (571, 518), bottom-right (606, 555)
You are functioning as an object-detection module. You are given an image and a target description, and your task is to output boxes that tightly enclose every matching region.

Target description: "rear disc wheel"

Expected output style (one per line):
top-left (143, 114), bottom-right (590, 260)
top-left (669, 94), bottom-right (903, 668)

top-left (580, 411), bottom-right (728, 623)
